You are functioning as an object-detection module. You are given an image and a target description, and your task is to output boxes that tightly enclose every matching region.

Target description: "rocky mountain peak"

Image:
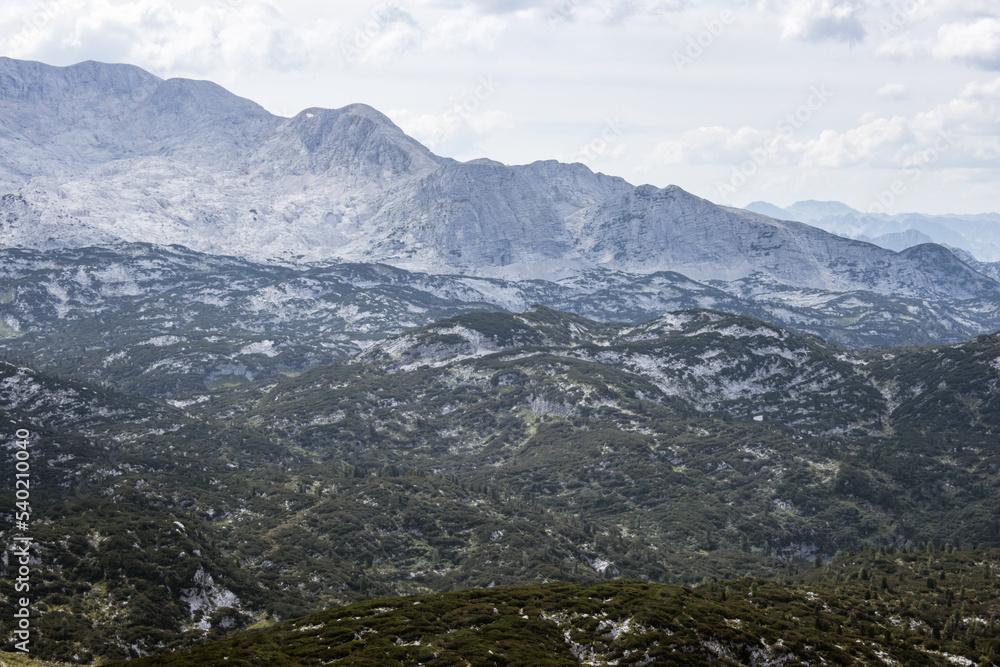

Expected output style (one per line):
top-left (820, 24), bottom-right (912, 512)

top-left (252, 103), bottom-right (441, 183)
top-left (0, 57), bottom-right (162, 109)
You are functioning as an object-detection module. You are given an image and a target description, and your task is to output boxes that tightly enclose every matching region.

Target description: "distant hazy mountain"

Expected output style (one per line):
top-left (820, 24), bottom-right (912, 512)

top-left (746, 199), bottom-right (1000, 262)
top-left (856, 229), bottom-right (934, 252)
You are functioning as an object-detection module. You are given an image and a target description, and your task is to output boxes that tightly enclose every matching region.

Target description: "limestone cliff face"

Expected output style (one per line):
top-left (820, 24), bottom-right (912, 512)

top-left (1, 57), bottom-right (997, 304)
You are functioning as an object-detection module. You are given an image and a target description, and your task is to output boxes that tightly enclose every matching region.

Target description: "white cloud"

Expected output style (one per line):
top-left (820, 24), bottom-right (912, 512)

top-left (337, 3), bottom-right (422, 66)
top-left (425, 10), bottom-right (507, 50)
top-left (388, 105), bottom-right (512, 149)
top-left (533, 0), bottom-right (688, 27)
top-left (904, 0), bottom-right (1000, 21)
top-left (803, 79), bottom-right (1000, 167)
top-left (960, 76), bottom-right (1000, 98)
top-left (419, 0), bottom-right (686, 18)
top-left (648, 76), bottom-right (1000, 173)
top-left (875, 35), bottom-right (927, 60)
top-left (800, 116), bottom-right (914, 167)
top-left (781, 0), bottom-right (866, 44)
top-left (933, 17), bottom-right (1000, 70)
top-left (876, 82), bottom-right (908, 98)
top-left (0, 0), bottom-right (340, 76)
top-left (650, 126), bottom-right (774, 166)
top-left (0, 0), bottom-right (525, 74)
top-left (417, 0), bottom-right (539, 14)
top-left (579, 0), bottom-right (688, 24)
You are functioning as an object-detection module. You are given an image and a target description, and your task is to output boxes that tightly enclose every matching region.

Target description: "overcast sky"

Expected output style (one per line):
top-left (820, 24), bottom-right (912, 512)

top-left (3, 0), bottom-right (1000, 214)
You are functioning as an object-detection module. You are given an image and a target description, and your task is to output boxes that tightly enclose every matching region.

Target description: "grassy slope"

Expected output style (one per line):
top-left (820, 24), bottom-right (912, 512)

top-left (0, 654), bottom-right (64, 667)
top-left (122, 548), bottom-right (1000, 666)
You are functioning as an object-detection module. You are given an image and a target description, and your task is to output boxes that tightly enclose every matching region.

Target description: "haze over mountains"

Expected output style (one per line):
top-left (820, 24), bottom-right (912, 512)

top-left (746, 199), bottom-right (1000, 263)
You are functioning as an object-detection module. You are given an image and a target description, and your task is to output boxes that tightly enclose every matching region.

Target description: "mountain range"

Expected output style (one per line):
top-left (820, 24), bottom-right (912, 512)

top-left (746, 199), bottom-right (1000, 264)
top-left (4, 57), bottom-right (1000, 664)
top-left (2, 57), bottom-right (1000, 355)
top-left (0, 56), bottom-right (985, 288)
top-left (5, 304), bottom-right (1000, 662)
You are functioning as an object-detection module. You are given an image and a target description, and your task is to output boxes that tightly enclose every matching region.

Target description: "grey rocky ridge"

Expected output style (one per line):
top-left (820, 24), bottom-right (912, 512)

top-left (0, 56), bottom-right (999, 357)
